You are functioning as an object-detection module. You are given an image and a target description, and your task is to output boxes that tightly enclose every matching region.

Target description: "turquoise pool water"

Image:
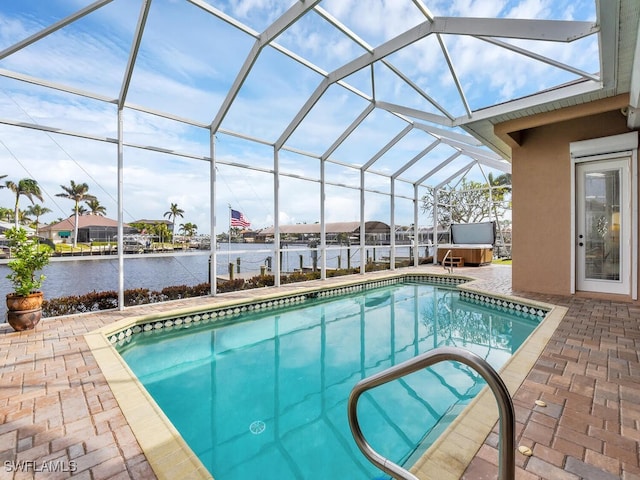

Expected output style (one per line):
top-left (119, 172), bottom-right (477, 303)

top-left (117, 282), bottom-right (541, 479)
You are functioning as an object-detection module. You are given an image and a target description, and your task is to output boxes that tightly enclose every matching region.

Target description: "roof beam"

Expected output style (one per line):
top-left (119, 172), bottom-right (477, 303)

top-left (321, 104), bottom-right (375, 160)
top-left (382, 62), bottom-right (455, 120)
top-left (332, 17), bottom-right (596, 85)
top-left (415, 151), bottom-right (461, 186)
top-left (478, 37), bottom-right (600, 82)
top-left (456, 80), bottom-right (603, 125)
top-left (316, 5), bottom-right (451, 119)
top-left (0, 117), bottom-right (116, 144)
top-left (624, 0), bottom-right (640, 128)
top-left (392, 140), bottom-right (441, 179)
top-left (412, 121), bottom-right (483, 146)
top-left (439, 137), bottom-right (503, 161)
top-left (186, 0), bottom-right (259, 37)
top-left (435, 161), bottom-right (475, 190)
top-left (211, 0), bottom-right (322, 133)
top-left (276, 78), bottom-right (330, 150)
top-left (597, 0), bottom-right (620, 90)
top-left (433, 17), bottom-right (597, 42)
top-left (376, 101), bottom-right (454, 126)
top-left (0, 68), bottom-right (116, 104)
top-left (188, 1), bottom-right (372, 105)
top-left (0, 0), bottom-right (114, 60)
top-left (411, 0), bottom-right (471, 117)
top-left (436, 35), bottom-right (471, 117)
top-left (466, 154), bottom-right (512, 173)
top-left (361, 125), bottom-right (414, 171)
top-left (119, 0), bottom-right (152, 106)
top-left (279, 15), bottom-right (595, 149)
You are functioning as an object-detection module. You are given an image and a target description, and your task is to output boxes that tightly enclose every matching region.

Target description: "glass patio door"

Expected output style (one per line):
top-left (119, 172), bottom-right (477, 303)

top-left (576, 158), bottom-right (630, 294)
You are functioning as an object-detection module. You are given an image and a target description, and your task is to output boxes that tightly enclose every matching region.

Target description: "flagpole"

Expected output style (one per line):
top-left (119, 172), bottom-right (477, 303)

top-left (228, 204), bottom-right (231, 266)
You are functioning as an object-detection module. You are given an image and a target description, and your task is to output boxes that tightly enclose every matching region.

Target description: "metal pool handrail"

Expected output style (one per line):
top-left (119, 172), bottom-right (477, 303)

top-left (347, 346), bottom-right (515, 480)
top-left (442, 249), bottom-right (454, 273)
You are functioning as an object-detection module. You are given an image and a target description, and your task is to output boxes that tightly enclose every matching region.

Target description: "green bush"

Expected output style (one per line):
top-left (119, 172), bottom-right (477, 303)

top-left (5, 227), bottom-right (51, 296)
top-left (41, 267), bottom-right (368, 317)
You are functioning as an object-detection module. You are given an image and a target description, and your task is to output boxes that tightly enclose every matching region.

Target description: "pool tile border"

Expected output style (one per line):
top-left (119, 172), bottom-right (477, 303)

top-left (106, 273), bottom-right (548, 348)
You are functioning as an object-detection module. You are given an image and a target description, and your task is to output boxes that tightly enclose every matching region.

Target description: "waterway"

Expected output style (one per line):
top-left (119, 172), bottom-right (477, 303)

top-left (1, 243), bottom-right (420, 321)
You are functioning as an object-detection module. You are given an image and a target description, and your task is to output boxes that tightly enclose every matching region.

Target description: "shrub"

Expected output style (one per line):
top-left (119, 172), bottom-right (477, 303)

top-left (41, 267), bottom-right (364, 317)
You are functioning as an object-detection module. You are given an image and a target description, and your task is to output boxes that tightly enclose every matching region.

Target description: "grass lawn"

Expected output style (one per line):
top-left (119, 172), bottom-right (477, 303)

top-left (492, 258), bottom-right (512, 265)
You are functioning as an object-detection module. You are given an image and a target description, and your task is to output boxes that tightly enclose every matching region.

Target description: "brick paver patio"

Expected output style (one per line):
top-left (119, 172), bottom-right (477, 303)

top-left (462, 289), bottom-right (640, 480)
top-left (1, 264), bottom-right (638, 479)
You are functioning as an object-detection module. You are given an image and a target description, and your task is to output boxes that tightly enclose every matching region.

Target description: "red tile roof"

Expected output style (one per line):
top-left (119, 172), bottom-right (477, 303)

top-left (40, 214), bottom-right (130, 232)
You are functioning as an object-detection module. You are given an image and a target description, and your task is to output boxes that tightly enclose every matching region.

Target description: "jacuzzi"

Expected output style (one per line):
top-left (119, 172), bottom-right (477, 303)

top-left (436, 222), bottom-right (496, 266)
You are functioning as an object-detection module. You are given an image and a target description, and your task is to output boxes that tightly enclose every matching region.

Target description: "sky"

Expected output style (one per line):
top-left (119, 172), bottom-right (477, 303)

top-left (0, 0), bottom-right (598, 233)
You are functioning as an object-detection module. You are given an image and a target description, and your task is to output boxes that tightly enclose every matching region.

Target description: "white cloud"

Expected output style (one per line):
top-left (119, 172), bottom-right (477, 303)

top-left (441, 0), bottom-right (506, 17)
top-left (0, 0), bottom-right (591, 234)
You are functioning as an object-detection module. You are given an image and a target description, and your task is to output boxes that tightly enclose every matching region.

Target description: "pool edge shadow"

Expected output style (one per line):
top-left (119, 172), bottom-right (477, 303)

top-left (409, 301), bottom-right (567, 479)
top-left (84, 329), bottom-right (214, 480)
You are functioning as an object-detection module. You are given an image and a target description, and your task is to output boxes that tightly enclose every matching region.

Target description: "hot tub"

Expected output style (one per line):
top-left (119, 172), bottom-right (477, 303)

top-left (436, 222), bottom-right (496, 266)
top-left (436, 244), bottom-right (494, 266)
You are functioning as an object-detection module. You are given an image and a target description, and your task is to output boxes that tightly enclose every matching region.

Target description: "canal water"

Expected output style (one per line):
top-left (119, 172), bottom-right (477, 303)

top-left (1, 243), bottom-right (416, 321)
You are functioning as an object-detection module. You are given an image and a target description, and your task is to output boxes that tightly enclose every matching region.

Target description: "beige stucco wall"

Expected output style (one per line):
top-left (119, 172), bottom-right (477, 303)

top-left (499, 97), bottom-right (634, 296)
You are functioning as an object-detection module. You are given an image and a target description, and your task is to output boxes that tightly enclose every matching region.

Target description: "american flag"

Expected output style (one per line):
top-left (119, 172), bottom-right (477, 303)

top-left (230, 209), bottom-right (251, 228)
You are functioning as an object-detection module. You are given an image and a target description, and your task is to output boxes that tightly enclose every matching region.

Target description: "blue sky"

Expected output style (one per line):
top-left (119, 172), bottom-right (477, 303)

top-left (0, 0), bottom-right (598, 232)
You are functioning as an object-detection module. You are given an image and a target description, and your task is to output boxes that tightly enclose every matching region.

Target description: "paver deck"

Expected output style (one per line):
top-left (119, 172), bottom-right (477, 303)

top-left (0, 264), bottom-right (638, 479)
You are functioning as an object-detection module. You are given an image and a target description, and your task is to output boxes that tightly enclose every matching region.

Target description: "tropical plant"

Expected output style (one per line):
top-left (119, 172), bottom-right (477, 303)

top-left (153, 222), bottom-right (171, 244)
top-left (25, 204), bottom-right (52, 235)
top-left (3, 178), bottom-right (44, 228)
top-left (85, 198), bottom-right (106, 216)
top-left (56, 181), bottom-right (97, 247)
top-left (0, 206), bottom-right (12, 222)
top-left (421, 177), bottom-right (511, 227)
top-left (15, 210), bottom-right (32, 226)
top-left (163, 203), bottom-right (184, 240)
top-left (5, 227), bottom-right (51, 297)
top-left (179, 222), bottom-right (198, 238)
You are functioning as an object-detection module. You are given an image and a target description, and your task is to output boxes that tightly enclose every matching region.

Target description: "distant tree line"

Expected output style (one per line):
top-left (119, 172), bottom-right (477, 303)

top-left (0, 174), bottom-right (196, 246)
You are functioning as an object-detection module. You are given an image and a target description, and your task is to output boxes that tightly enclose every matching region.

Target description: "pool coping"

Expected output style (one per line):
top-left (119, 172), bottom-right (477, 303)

top-left (84, 272), bottom-right (564, 479)
top-left (410, 283), bottom-right (567, 479)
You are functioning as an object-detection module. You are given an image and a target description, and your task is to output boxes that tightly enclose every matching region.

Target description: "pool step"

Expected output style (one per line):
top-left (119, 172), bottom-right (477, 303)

top-left (443, 256), bottom-right (464, 267)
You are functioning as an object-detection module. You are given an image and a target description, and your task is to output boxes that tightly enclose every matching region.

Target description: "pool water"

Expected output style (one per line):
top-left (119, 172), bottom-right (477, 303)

top-left (118, 282), bottom-right (540, 479)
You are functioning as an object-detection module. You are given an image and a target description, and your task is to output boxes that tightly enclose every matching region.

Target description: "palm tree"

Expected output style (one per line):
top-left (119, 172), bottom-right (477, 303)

top-left (153, 222), bottom-right (171, 245)
top-left (85, 198), bottom-right (106, 216)
top-left (76, 205), bottom-right (88, 216)
top-left (14, 210), bottom-right (32, 226)
top-left (4, 178), bottom-right (44, 228)
top-left (179, 222), bottom-right (198, 237)
top-left (0, 206), bottom-right (12, 222)
top-left (179, 222), bottom-right (197, 249)
top-left (163, 203), bottom-right (184, 242)
top-left (25, 204), bottom-right (52, 236)
top-left (56, 181), bottom-right (97, 248)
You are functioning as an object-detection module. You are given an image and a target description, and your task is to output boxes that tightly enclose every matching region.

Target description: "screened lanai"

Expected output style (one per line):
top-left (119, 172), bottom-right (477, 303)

top-left (0, 1), bottom-right (636, 307)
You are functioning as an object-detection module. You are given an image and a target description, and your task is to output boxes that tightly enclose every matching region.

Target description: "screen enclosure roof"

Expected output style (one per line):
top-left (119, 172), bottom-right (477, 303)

top-left (0, 0), bottom-right (639, 193)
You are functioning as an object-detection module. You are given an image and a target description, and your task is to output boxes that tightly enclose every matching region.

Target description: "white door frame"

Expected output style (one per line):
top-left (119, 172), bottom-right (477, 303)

top-left (570, 132), bottom-right (638, 299)
top-left (576, 158), bottom-right (630, 294)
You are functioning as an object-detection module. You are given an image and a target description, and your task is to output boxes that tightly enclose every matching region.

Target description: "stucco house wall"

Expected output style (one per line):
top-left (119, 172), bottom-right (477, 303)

top-left (496, 95), bottom-right (636, 296)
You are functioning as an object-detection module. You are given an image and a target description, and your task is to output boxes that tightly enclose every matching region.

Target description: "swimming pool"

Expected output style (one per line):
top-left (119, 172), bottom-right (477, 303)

top-left (114, 279), bottom-right (544, 479)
